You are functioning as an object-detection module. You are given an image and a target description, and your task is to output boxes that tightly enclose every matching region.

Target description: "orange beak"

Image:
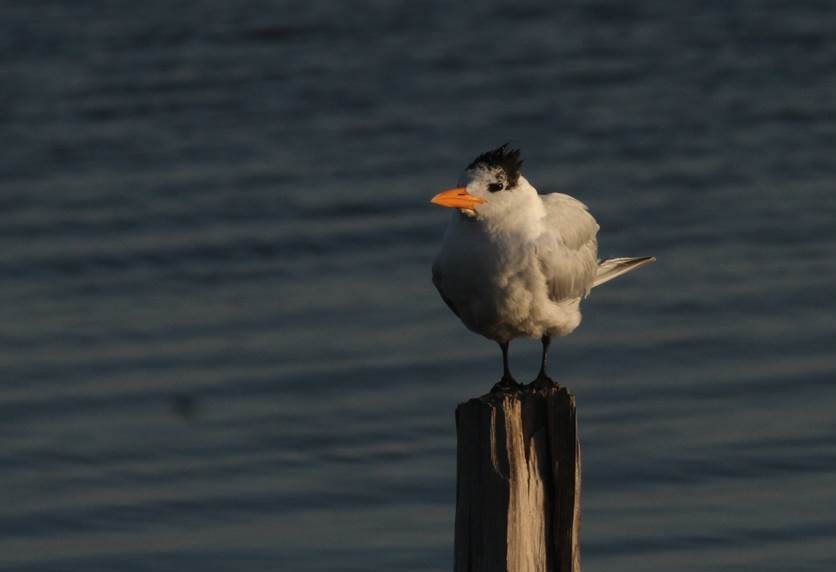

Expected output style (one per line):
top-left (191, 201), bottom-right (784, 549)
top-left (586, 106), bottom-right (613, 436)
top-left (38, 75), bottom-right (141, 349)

top-left (430, 187), bottom-right (487, 210)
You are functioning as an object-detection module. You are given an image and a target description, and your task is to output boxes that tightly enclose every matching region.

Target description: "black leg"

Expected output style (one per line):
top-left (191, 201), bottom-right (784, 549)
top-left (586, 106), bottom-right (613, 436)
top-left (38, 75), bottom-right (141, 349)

top-left (538, 335), bottom-right (551, 378)
top-left (492, 341), bottom-right (521, 392)
top-left (531, 335), bottom-right (556, 387)
top-left (501, 341), bottom-right (512, 379)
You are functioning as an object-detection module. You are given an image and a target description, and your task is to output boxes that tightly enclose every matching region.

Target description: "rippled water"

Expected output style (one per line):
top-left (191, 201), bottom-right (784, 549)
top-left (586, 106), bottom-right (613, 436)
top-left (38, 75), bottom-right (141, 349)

top-left (2, 1), bottom-right (836, 570)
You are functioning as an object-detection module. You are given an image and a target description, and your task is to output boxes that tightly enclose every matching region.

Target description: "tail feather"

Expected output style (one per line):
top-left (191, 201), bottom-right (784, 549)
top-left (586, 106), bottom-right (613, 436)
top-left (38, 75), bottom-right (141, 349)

top-left (593, 256), bottom-right (656, 287)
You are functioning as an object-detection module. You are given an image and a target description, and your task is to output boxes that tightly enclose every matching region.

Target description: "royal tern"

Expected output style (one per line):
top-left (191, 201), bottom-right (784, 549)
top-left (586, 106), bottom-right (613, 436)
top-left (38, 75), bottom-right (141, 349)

top-left (431, 144), bottom-right (655, 390)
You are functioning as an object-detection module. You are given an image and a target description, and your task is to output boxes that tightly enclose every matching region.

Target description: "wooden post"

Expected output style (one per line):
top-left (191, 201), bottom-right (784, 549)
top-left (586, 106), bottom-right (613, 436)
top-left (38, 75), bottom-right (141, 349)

top-left (454, 380), bottom-right (581, 572)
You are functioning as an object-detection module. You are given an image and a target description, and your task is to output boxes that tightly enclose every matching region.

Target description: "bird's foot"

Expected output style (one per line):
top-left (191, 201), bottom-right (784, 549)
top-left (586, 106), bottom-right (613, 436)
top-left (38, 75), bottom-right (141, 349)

top-left (491, 374), bottom-right (523, 394)
top-left (530, 370), bottom-right (557, 390)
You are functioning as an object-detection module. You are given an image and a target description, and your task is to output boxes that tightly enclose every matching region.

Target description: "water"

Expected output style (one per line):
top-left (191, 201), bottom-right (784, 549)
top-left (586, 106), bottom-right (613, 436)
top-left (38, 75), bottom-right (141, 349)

top-left (2, 1), bottom-right (835, 570)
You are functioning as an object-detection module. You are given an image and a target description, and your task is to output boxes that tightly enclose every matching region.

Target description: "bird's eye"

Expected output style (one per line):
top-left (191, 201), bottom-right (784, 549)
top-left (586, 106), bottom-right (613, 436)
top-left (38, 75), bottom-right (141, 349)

top-left (488, 182), bottom-right (503, 193)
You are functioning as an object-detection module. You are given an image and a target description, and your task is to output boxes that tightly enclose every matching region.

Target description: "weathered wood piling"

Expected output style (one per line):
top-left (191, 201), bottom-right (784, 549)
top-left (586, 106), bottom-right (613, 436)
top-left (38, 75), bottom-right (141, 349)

top-left (454, 380), bottom-right (581, 572)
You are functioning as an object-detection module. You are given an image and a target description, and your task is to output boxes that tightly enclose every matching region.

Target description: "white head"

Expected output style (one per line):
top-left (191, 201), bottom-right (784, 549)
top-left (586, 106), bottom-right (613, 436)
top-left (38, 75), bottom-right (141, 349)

top-left (431, 144), bottom-right (544, 233)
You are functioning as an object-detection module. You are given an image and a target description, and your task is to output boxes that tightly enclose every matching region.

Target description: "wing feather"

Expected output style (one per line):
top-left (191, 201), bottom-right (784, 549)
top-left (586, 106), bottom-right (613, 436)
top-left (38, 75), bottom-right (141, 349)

top-left (536, 193), bottom-right (600, 302)
top-left (432, 264), bottom-right (461, 318)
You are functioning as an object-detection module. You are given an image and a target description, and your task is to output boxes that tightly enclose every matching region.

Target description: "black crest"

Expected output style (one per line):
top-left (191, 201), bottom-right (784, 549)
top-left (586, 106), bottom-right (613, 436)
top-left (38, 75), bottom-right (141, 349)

top-left (466, 143), bottom-right (524, 186)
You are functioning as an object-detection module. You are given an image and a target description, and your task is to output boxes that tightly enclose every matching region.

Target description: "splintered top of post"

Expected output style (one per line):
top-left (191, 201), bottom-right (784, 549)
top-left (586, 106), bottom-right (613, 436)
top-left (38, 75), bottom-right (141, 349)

top-left (459, 378), bottom-right (575, 409)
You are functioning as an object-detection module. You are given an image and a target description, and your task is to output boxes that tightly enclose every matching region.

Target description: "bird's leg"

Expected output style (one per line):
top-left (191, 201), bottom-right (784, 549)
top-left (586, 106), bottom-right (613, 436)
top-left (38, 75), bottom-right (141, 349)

top-left (501, 341), bottom-right (513, 380)
top-left (532, 335), bottom-right (556, 387)
top-left (492, 341), bottom-right (521, 392)
top-left (538, 335), bottom-right (551, 378)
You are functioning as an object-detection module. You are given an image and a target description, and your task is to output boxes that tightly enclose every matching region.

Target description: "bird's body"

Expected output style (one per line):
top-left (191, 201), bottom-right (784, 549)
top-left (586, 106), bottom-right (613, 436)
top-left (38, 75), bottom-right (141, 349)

top-left (430, 144), bottom-right (654, 386)
top-left (433, 181), bottom-right (596, 342)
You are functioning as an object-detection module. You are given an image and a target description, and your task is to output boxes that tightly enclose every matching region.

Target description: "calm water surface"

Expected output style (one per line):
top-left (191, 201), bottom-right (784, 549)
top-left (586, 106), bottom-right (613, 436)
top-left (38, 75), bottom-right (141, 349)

top-left (2, 1), bottom-right (836, 570)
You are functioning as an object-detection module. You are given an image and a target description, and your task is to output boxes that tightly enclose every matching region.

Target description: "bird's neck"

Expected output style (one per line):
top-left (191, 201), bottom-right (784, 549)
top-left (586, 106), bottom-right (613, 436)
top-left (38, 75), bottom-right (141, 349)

top-left (480, 192), bottom-right (546, 243)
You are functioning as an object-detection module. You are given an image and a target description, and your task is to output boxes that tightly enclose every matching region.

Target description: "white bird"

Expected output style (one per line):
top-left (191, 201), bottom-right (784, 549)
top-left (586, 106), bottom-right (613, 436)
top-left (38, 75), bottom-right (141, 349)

top-left (431, 144), bottom-right (655, 390)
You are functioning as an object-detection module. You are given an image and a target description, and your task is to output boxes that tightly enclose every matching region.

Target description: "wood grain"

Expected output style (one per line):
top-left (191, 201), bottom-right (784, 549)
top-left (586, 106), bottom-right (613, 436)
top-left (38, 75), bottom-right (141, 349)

top-left (455, 380), bottom-right (581, 572)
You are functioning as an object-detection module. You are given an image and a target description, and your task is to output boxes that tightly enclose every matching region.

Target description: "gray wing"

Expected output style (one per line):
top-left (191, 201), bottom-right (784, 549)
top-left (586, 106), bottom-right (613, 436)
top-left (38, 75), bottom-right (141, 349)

top-left (536, 193), bottom-right (600, 302)
top-left (432, 263), bottom-right (461, 318)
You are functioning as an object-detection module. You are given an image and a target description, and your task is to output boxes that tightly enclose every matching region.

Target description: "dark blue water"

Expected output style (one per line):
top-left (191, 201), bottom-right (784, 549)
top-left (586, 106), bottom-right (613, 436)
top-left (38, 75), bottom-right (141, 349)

top-left (2, 1), bottom-right (835, 570)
